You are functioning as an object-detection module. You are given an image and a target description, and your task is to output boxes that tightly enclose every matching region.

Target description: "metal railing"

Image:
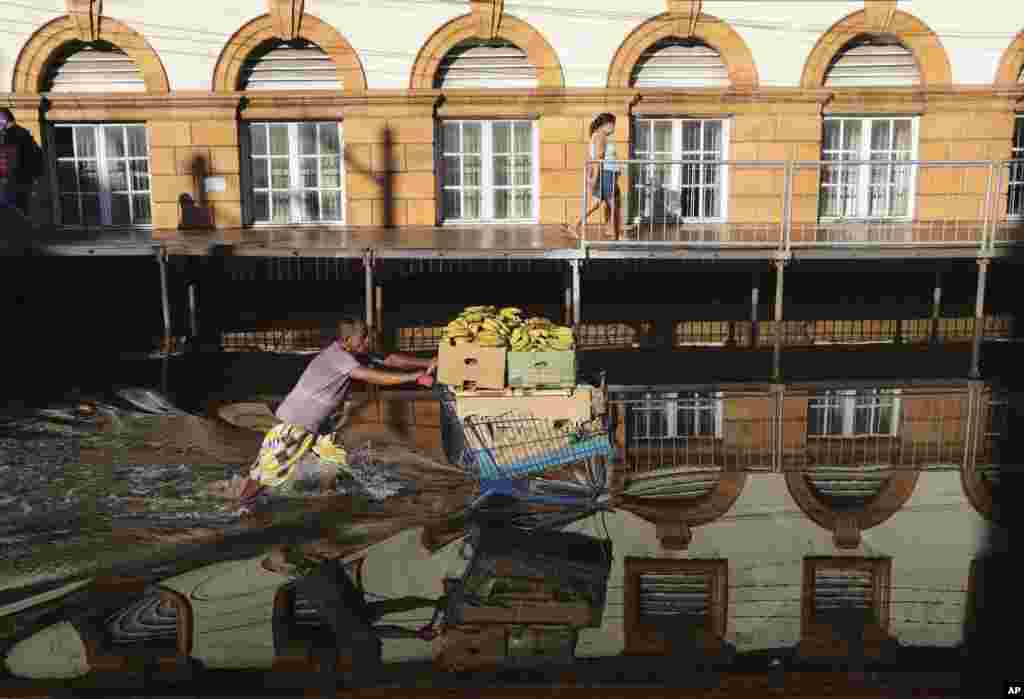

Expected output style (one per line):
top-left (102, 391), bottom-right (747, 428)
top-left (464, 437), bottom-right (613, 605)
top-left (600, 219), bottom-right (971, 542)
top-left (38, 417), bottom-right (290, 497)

top-left (605, 385), bottom-right (1007, 485)
top-left (580, 158), bottom-right (1024, 252)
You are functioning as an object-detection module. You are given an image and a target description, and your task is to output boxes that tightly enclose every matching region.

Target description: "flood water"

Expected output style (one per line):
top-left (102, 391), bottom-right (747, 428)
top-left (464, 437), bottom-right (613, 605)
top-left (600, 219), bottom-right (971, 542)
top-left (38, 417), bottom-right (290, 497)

top-left (2, 261), bottom-right (1023, 690)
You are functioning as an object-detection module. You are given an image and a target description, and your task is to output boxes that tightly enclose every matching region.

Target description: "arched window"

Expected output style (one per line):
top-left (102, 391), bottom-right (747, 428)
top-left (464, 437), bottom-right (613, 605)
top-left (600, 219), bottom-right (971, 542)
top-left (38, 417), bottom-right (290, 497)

top-left (434, 39), bottom-right (538, 89)
top-left (824, 35), bottom-right (920, 88)
top-left (238, 38), bottom-right (339, 91)
top-left (43, 40), bottom-right (146, 93)
top-left (630, 38), bottom-right (728, 89)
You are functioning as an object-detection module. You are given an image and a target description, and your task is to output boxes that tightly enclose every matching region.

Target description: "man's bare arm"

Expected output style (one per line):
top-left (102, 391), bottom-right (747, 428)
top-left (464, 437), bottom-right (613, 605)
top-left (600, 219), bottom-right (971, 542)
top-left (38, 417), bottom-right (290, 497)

top-left (382, 354), bottom-right (437, 371)
top-left (351, 366), bottom-right (426, 386)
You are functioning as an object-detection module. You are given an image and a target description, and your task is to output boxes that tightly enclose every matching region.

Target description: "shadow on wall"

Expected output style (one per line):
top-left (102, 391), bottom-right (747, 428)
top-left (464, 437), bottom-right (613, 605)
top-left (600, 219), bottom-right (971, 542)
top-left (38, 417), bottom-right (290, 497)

top-left (179, 155), bottom-right (214, 230)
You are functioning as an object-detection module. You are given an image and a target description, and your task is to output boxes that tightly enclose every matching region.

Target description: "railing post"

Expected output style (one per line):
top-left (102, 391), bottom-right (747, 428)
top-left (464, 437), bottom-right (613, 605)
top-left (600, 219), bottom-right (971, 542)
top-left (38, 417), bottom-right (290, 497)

top-left (571, 258), bottom-right (582, 327)
top-left (982, 161), bottom-right (996, 254)
top-left (930, 269), bottom-right (942, 346)
top-left (580, 159), bottom-right (589, 249)
top-left (772, 256), bottom-right (786, 383)
top-left (782, 160), bottom-right (794, 254)
top-left (363, 250), bottom-right (375, 350)
top-left (156, 246), bottom-right (171, 356)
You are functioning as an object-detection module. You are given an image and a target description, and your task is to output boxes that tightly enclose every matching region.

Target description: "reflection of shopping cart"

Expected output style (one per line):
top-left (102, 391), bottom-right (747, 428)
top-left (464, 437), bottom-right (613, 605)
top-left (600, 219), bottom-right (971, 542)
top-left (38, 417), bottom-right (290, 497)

top-left (436, 384), bottom-right (613, 517)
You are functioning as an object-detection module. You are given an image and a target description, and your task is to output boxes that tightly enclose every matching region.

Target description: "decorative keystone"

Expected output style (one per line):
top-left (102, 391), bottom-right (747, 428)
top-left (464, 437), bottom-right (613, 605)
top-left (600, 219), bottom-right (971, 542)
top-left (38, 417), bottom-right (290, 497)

top-left (833, 513), bottom-right (862, 549)
top-left (666, 0), bottom-right (701, 36)
top-left (469, 0), bottom-right (503, 40)
top-left (657, 520), bottom-right (692, 551)
top-left (268, 0), bottom-right (304, 40)
top-left (65, 0), bottom-right (102, 42)
top-left (863, 0), bottom-right (896, 33)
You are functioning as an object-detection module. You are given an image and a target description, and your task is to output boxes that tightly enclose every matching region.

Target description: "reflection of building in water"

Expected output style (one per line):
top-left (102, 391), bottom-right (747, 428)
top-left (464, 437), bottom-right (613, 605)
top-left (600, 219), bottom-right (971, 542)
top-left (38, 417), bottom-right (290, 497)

top-left (3, 374), bottom-right (1011, 679)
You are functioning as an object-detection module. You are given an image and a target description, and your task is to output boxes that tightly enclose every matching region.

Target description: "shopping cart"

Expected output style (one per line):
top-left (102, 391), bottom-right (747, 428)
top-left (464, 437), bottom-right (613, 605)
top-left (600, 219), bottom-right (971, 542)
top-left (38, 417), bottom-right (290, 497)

top-left (436, 382), bottom-right (614, 516)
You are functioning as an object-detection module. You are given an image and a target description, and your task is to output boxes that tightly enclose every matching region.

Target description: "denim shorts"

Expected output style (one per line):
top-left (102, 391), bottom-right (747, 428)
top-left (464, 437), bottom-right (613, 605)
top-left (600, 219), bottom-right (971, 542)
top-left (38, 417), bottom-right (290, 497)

top-left (592, 170), bottom-right (617, 202)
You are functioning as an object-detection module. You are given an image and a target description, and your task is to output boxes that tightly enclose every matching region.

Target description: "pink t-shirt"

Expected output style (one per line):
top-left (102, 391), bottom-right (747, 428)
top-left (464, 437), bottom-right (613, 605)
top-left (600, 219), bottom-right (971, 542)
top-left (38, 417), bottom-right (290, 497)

top-left (274, 341), bottom-right (361, 432)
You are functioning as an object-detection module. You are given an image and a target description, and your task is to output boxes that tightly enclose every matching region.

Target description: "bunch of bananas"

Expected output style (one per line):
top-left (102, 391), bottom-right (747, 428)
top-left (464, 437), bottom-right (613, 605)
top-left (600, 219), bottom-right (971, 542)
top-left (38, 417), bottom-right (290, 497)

top-left (440, 306), bottom-right (575, 351)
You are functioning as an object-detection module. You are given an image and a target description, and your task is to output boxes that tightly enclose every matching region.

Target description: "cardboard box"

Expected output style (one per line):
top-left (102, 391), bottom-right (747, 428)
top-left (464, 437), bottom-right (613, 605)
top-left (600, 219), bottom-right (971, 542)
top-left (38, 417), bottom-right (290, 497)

top-left (438, 342), bottom-right (507, 390)
top-left (507, 350), bottom-right (576, 388)
top-left (454, 387), bottom-right (592, 422)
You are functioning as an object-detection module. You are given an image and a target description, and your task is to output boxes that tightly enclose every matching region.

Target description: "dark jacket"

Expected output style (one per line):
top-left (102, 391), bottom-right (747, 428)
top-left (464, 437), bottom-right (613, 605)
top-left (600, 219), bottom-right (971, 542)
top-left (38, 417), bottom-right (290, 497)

top-left (0, 123), bottom-right (44, 187)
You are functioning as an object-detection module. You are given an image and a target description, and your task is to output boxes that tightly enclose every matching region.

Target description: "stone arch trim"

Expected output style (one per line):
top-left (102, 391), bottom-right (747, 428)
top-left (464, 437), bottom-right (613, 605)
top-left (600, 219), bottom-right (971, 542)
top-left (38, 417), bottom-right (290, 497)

top-left (785, 467), bottom-right (920, 548)
top-left (995, 30), bottom-right (1024, 86)
top-left (409, 13), bottom-right (564, 89)
top-left (961, 462), bottom-right (997, 523)
top-left (613, 470), bottom-right (748, 550)
top-left (212, 13), bottom-right (367, 92)
top-left (11, 15), bottom-right (169, 93)
top-left (799, 9), bottom-right (952, 88)
top-left (606, 12), bottom-right (759, 89)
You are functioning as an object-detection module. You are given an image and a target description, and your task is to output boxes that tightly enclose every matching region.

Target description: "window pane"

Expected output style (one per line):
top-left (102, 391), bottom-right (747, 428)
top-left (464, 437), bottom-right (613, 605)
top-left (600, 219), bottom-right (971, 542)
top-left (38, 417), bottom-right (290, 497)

top-left (463, 189), bottom-right (481, 219)
top-left (463, 156), bottom-right (481, 187)
top-left (494, 189), bottom-right (510, 219)
top-left (635, 121), bottom-right (650, 154)
top-left (513, 155), bottom-right (531, 186)
top-left (321, 190), bottom-right (342, 221)
top-left (443, 156), bottom-right (461, 187)
top-left (299, 157), bottom-right (317, 188)
top-left (250, 124), bottom-right (268, 155)
top-left (57, 162), bottom-right (77, 193)
top-left (463, 123), bottom-right (481, 154)
top-left (104, 126), bottom-right (125, 159)
top-left (702, 187), bottom-right (719, 218)
top-left (108, 161), bottom-right (128, 192)
top-left (60, 195), bottom-right (80, 225)
top-left (319, 123), bottom-right (340, 155)
top-left (514, 122), bottom-right (531, 153)
top-left (514, 189), bottom-right (532, 219)
top-left (269, 125), bottom-right (289, 156)
top-left (77, 162), bottom-right (100, 192)
top-left (320, 156), bottom-right (341, 188)
top-left (55, 127), bottom-right (75, 159)
top-left (271, 158), bottom-right (289, 189)
top-left (892, 120), bottom-right (912, 151)
top-left (74, 127), bottom-right (96, 158)
top-left (653, 122), bottom-right (671, 152)
top-left (870, 120), bottom-right (892, 152)
top-left (130, 160), bottom-right (150, 192)
top-left (272, 192), bottom-right (290, 223)
top-left (493, 122), bottom-right (511, 153)
top-left (81, 194), bottom-right (101, 225)
top-left (301, 191), bottom-right (320, 221)
top-left (110, 194), bottom-right (131, 225)
top-left (681, 121), bottom-right (701, 152)
top-left (493, 156), bottom-right (509, 186)
top-left (703, 121), bottom-right (722, 155)
top-left (298, 123), bottom-right (317, 155)
top-left (443, 122), bottom-right (460, 153)
top-left (843, 121), bottom-right (862, 151)
top-left (126, 126), bottom-right (148, 158)
top-left (253, 191), bottom-right (269, 221)
top-left (252, 159), bottom-right (269, 190)
top-left (132, 194), bottom-right (152, 225)
top-left (823, 121), bottom-right (842, 152)
top-left (443, 189), bottom-right (461, 219)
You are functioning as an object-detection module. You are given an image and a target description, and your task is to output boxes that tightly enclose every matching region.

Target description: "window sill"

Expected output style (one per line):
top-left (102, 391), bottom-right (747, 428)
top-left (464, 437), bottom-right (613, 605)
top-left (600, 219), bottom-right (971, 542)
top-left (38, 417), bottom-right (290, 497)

top-left (441, 219), bottom-right (539, 227)
top-left (249, 221), bottom-right (346, 228)
top-left (806, 433), bottom-right (900, 440)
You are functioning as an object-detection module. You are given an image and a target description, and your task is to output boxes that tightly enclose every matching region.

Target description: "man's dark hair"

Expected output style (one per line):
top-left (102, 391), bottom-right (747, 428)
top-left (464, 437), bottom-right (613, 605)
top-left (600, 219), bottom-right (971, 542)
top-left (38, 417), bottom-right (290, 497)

top-left (589, 112), bottom-right (616, 136)
top-left (0, 108), bottom-right (14, 122)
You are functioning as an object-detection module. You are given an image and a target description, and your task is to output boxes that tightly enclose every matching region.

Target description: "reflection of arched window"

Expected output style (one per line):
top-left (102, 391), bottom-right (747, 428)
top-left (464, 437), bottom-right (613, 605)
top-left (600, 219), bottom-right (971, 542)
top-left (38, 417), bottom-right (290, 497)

top-left (43, 40), bottom-right (145, 93)
top-left (630, 38), bottom-right (728, 88)
top-left (434, 39), bottom-right (538, 89)
top-left (239, 38), bottom-right (339, 91)
top-left (824, 35), bottom-right (920, 88)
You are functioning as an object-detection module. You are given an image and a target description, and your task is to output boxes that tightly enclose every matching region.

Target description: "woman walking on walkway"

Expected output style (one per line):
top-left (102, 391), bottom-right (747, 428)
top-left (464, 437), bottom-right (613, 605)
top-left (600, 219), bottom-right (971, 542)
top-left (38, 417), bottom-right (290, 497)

top-left (568, 113), bottom-right (622, 241)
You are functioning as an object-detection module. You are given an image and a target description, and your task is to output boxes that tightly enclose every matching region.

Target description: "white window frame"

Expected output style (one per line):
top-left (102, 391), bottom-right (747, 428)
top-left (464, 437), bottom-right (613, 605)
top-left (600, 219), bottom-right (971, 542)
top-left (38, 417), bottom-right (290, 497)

top-left (439, 119), bottom-right (540, 225)
top-left (819, 116), bottom-right (919, 221)
top-left (631, 117), bottom-right (730, 223)
top-left (1008, 115), bottom-right (1024, 219)
top-left (635, 391), bottom-right (724, 440)
top-left (243, 121), bottom-right (345, 226)
top-left (50, 123), bottom-right (153, 229)
top-left (808, 388), bottom-right (902, 437)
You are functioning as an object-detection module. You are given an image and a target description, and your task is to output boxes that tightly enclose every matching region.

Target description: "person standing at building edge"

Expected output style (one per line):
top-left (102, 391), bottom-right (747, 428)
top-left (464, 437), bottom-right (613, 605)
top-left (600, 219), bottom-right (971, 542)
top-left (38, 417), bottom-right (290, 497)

top-left (0, 108), bottom-right (44, 217)
top-left (207, 317), bottom-right (437, 507)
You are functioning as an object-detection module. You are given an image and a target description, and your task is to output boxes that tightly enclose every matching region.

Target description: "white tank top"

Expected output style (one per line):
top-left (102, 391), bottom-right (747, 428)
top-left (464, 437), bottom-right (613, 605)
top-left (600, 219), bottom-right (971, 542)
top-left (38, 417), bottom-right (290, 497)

top-left (589, 136), bottom-right (621, 172)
